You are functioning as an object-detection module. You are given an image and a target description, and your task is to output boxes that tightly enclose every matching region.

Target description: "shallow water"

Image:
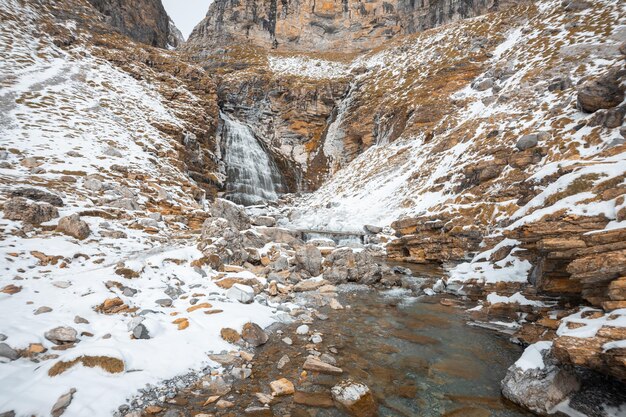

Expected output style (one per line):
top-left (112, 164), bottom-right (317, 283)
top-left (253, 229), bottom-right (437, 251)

top-left (170, 283), bottom-right (534, 417)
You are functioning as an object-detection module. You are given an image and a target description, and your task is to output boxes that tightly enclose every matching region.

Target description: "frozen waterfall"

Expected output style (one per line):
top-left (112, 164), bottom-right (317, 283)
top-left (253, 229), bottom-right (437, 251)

top-left (220, 112), bottom-right (285, 206)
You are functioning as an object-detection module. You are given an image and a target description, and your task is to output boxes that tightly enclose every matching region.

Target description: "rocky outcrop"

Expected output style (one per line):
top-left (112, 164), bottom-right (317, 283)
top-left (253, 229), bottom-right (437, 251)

top-left (186, 0), bottom-right (498, 53)
top-left (86, 0), bottom-right (173, 48)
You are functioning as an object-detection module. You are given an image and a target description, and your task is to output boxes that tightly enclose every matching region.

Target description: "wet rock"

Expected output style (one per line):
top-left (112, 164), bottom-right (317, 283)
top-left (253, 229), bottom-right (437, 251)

top-left (51, 388), bottom-right (76, 417)
top-left (211, 198), bottom-right (250, 231)
top-left (323, 248), bottom-right (381, 285)
top-left (45, 327), bottom-right (78, 345)
top-left (241, 322), bottom-right (269, 346)
top-left (303, 356), bottom-right (343, 375)
top-left (329, 299), bottom-right (344, 310)
top-left (294, 391), bottom-right (334, 407)
top-left (295, 245), bottom-right (323, 276)
top-left (270, 378), bottom-right (295, 396)
top-left (216, 399), bottom-right (234, 409)
top-left (331, 380), bottom-right (377, 417)
top-left (277, 354), bottom-right (290, 369)
top-left (296, 325), bottom-right (309, 335)
top-left (201, 376), bottom-right (232, 395)
top-left (501, 343), bottom-right (580, 415)
top-left (231, 367), bottom-right (252, 379)
top-left (56, 214), bottom-right (91, 240)
top-left (577, 68), bottom-right (626, 113)
top-left (226, 284), bottom-right (255, 303)
top-left (282, 337), bottom-right (293, 345)
top-left (0, 343), bottom-right (19, 361)
top-left (3, 197), bottom-right (58, 224)
top-left (9, 188), bottom-right (63, 207)
top-left (162, 410), bottom-right (182, 417)
top-left (244, 406), bottom-right (273, 416)
top-left (294, 278), bottom-right (328, 292)
top-left (310, 334), bottom-right (323, 344)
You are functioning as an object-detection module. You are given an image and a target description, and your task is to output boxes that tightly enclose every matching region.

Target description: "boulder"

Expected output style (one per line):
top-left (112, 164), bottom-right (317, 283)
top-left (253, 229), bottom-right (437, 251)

top-left (252, 215), bottom-right (276, 227)
top-left (211, 198), bottom-right (250, 231)
top-left (226, 284), bottom-right (255, 303)
top-left (363, 224), bottom-right (383, 234)
top-left (323, 248), bottom-right (381, 285)
top-left (516, 134), bottom-right (539, 151)
top-left (241, 322), bottom-right (269, 346)
top-left (501, 343), bottom-right (580, 415)
top-left (56, 214), bottom-right (91, 240)
top-left (295, 245), bottom-right (323, 276)
top-left (331, 381), bottom-right (377, 417)
top-left (577, 68), bottom-right (626, 113)
top-left (9, 187), bottom-right (63, 206)
top-left (3, 197), bottom-right (58, 224)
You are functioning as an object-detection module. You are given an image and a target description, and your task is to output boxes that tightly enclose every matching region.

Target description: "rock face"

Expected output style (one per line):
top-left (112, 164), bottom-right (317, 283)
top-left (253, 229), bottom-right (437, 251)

top-left (501, 345), bottom-right (580, 415)
top-left (86, 0), bottom-right (172, 48)
top-left (186, 0), bottom-right (497, 53)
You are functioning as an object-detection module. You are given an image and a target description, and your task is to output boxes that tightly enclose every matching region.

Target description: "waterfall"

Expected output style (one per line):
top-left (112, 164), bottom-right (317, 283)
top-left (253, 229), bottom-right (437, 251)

top-left (322, 81), bottom-right (356, 174)
top-left (220, 112), bottom-right (285, 206)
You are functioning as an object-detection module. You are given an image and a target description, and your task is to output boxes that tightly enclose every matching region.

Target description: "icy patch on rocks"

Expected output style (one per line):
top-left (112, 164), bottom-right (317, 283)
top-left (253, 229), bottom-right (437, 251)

top-left (268, 56), bottom-right (349, 79)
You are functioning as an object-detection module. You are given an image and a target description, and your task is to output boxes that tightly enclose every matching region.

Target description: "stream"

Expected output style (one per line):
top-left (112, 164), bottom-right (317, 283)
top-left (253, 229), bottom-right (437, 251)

top-left (160, 263), bottom-right (534, 417)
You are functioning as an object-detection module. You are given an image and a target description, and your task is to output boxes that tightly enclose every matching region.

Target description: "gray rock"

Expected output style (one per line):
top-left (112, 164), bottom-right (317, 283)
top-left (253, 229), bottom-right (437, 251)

top-left (363, 224), bottom-right (383, 234)
top-left (0, 151), bottom-right (8, 160)
top-left (0, 334), bottom-right (7, 341)
top-left (210, 198), bottom-right (250, 231)
top-left (74, 316), bottom-right (89, 324)
top-left (104, 147), bottom-right (123, 157)
top-left (44, 326), bottom-right (78, 345)
top-left (132, 324), bottom-right (150, 340)
top-left (83, 178), bottom-right (103, 192)
top-left (270, 255), bottom-right (290, 272)
top-left (139, 218), bottom-right (159, 228)
top-left (109, 198), bottom-right (140, 211)
top-left (56, 214), bottom-right (91, 240)
top-left (0, 343), bottom-right (19, 361)
top-left (516, 132), bottom-right (549, 151)
top-left (3, 197), bottom-right (58, 224)
top-left (231, 367), bottom-right (252, 379)
top-left (34, 306), bottom-right (53, 315)
top-left (148, 212), bottom-right (163, 222)
top-left (548, 76), bottom-right (572, 92)
top-left (241, 322), bottom-right (269, 347)
top-left (155, 298), bottom-right (172, 307)
top-left (577, 67), bottom-right (626, 113)
top-left (251, 215), bottom-right (276, 227)
top-left (472, 77), bottom-right (494, 91)
top-left (295, 245), bottom-right (323, 276)
top-left (501, 346), bottom-right (580, 415)
top-left (0, 410), bottom-right (16, 417)
top-left (163, 410), bottom-right (182, 417)
top-left (201, 376), bottom-right (232, 395)
top-left (323, 248), bottom-right (381, 285)
top-left (331, 381), bottom-right (376, 416)
top-left (226, 284), bottom-right (255, 304)
top-left (9, 187), bottom-right (64, 207)
top-left (51, 388), bottom-right (76, 417)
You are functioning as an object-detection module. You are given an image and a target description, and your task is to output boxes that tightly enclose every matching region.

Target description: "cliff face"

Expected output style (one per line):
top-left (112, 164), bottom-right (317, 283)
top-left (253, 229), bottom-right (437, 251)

top-left (186, 0), bottom-right (497, 53)
top-left (86, 0), bottom-right (173, 48)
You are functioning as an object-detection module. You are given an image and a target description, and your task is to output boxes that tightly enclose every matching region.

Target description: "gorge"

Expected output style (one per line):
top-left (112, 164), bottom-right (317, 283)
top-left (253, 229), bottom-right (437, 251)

top-left (0, 0), bottom-right (625, 416)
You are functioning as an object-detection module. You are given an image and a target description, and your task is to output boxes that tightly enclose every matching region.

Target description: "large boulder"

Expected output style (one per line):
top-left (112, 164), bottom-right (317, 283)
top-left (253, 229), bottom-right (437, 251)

top-left (199, 218), bottom-right (248, 266)
top-left (577, 68), bottom-right (626, 113)
top-left (295, 245), bottom-right (323, 276)
top-left (323, 248), bottom-right (381, 285)
top-left (56, 214), bottom-right (91, 240)
top-left (210, 198), bottom-right (250, 231)
top-left (501, 342), bottom-right (580, 415)
top-left (3, 197), bottom-right (58, 224)
top-left (9, 187), bottom-right (63, 207)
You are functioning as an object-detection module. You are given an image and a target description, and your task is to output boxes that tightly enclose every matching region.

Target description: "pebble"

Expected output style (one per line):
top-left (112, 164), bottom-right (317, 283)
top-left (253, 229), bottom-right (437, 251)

top-left (310, 334), bottom-right (323, 344)
top-left (155, 299), bottom-right (172, 307)
top-left (282, 337), bottom-right (293, 345)
top-left (216, 399), bottom-right (234, 409)
top-left (231, 367), bottom-right (252, 379)
top-left (45, 326), bottom-right (78, 345)
top-left (74, 316), bottom-right (89, 324)
top-left (277, 354), bottom-right (290, 370)
top-left (34, 306), bottom-right (52, 315)
top-left (52, 281), bottom-right (71, 289)
top-left (296, 325), bottom-right (309, 335)
top-left (270, 378), bottom-right (295, 396)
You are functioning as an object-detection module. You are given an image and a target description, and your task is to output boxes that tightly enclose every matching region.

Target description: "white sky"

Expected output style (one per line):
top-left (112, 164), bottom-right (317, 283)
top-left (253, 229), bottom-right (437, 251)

top-left (162, 0), bottom-right (214, 40)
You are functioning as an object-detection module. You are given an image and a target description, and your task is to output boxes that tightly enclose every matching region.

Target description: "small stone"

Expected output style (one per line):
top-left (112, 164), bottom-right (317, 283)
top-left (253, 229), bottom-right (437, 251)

top-left (203, 395), bottom-right (220, 406)
top-left (216, 399), bottom-right (234, 409)
top-left (303, 356), bottom-right (343, 375)
top-left (34, 306), bottom-right (53, 315)
top-left (52, 281), bottom-right (71, 289)
top-left (132, 324), bottom-right (150, 340)
top-left (282, 337), bottom-right (293, 345)
top-left (201, 376), bottom-right (231, 395)
top-left (320, 353), bottom-right (337, 365)
top-left (270, 378), bottom-right (295, 396)
top-left (277, 354), bottom-right (290, 370)
top-left (231, 367), bottom-right (252, 379)
top-left (104, 146), bottom-right (123, 158)
top-left (144, 405), bottom-right (163, 414)
top-left (329, 299), bottom-right (344, 310)
top-left (28, 343), bottom-right (46, 354)
top-left (45, 327), bottom-right (78, 345)
top-left (240, 351), bottom-right (254, 362)
top-left (74, 316), bottom-right (89, 324)
top-left (255, 392), bottom-right (273, 405)
top-left (296, 325), bottom-right (309, 335)
top-left (155, 298), bottom-right (172, 307)
top-left (51, 388), bottom-right (76, 417)
top-left (310, 334), bottom-right (323, 344)
top-left (0, 343), bottom-right (19, 361)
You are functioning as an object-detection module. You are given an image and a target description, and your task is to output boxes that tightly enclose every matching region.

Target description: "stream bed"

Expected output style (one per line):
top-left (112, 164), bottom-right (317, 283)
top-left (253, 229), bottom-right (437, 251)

top-left (163, 281), bottom-right (534, 417)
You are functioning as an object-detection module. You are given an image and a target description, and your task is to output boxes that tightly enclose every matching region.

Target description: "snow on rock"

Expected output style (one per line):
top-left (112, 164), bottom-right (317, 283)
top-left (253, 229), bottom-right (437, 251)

top-left (268, 56), bottom-right (350, 80)
top-left (514, 341), bottom-right (553, 371)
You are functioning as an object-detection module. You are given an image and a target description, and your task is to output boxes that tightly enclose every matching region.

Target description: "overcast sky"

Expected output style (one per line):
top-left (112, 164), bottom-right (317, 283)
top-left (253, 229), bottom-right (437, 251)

top-left (162, 0), bottom-right (213, 40)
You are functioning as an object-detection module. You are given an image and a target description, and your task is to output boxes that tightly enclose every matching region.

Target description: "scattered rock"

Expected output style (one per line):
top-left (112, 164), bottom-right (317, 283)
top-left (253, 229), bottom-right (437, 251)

top-left (241, 322), bottom-right (269, 346)
top-left (303, 356), bottom-right (343, 375)
top-left (296, 325), bottom-right (310, 335)
top-left (331, 381), bottom-right (377, 417)
top-left (132, 324), bottom-right (150, 340)
top-left (270, 378), bottom-right (295, 396)
top-left (310, 334), bottom-right (323, 344)
top-left (230, 367), bottom-right (252, 379)
top-left (277, 354), bottom-right (290, 369)
top-left (282, 337), bottom-right (293, 345)
top-left (34, 306), bottom-right (53, 315)
top-left (51, 388), bottom-right (76, 417)
top-left (294, 391), bottom-right (334, 407)
top-left (0, 343), bottom-right (19, 361)
top-left (3, 197), bottom-right (58, 224)
top-left (1, 285), bottom-right (22, 295)
top-left (56, 214), bottom-right (91, 240)
top-left (577, 68), bottom-right (626, 113)
top-left (216, 399), bottom-right (234, 409)
top-left (9, 187), bottom-right (64, 207)
top-left (220, 328), bottom-right (241, 343)
top-left (252, 216), bottom-right (276, 227)
top-left (83, 178), bottom-right (103, 192)
top-left (201, 376), bottom-right (232, 395)
top-left (226, 284), bottom-right (255, 304)
top-left (45, 327), bottom-right (78, 345)
top-left (155, 298), bottom-right (173, 307)
top-left (329, 299), bottom-right (344, 310)
top-left (295, 245), bottom-right (323, 276)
